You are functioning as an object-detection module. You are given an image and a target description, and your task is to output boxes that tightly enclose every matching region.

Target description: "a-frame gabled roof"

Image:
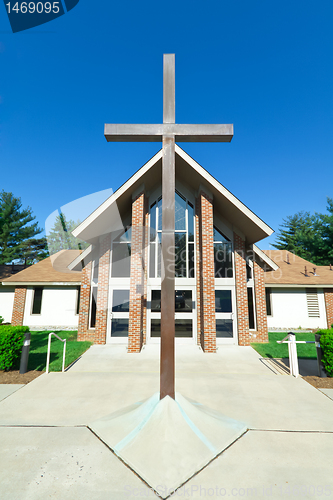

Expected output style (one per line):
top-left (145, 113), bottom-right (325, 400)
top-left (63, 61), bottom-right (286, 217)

top-left (72, 146), bottom-right (273, 245)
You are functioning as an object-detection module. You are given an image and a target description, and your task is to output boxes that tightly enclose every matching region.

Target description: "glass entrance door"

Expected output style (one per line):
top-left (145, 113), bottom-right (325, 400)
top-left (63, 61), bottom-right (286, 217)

top-left (215, 288), bottom-right (237, 344)
top-left (148, 287), bottom-right (196, 343)
top-left (108, 288), bottom-right (130, 343)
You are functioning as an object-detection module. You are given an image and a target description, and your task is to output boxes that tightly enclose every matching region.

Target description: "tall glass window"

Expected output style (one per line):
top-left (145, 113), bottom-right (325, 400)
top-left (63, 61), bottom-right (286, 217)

top-left (149, 191), bottom-right (195, 278)
top-left (89, 260), bottom-right (99, 329)
top-left (111, 226), bottom-right (132, 278)
top-left (213, 227), bottom-right (233, 278)
top-left (32, 287), bottom-right (43, 315)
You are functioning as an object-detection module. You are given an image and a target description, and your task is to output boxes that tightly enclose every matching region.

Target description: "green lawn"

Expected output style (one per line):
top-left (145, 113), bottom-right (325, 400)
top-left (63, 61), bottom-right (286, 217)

top-left (27, 331), bottom-right (92, 372)
top-left (251, 332), bottom-right (317, 359)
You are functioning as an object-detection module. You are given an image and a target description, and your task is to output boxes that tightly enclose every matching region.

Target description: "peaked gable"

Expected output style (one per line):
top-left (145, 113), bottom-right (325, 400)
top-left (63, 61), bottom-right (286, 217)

top-left (72, 146), bottom-right (273, 245)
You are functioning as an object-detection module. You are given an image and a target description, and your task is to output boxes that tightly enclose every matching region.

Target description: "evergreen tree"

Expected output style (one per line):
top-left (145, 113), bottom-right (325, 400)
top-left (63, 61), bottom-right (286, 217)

top-left (312, 198), bottom-right (333, 265)
top-left (272, 211), bottom-right (315, 261)
top-left (46, 212), bottom-right (88, 255)
top-left (17, 237), bottom-right (49, 265)
top-left (0, 190), bottom-right (47, 265)
top-left (273, 198), bottom-right (333, 265)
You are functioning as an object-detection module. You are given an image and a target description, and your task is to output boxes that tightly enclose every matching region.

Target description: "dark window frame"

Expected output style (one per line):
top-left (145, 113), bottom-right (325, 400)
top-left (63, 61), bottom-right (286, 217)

top-left (76, 286), bottom-right (81, 316)
top-left (247, 287), bottom-right (255, 330)
top-left (31, 287), bottom-right (43, 315)
top-left (265, 288), bottom-right (272, 316)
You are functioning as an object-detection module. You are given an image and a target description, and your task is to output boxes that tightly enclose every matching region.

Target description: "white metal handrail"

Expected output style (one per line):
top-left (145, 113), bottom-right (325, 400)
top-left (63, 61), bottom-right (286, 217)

top-left (277, 333), bottom-right (317, 378)
top-left (46, 332), bottom-right (67, 374)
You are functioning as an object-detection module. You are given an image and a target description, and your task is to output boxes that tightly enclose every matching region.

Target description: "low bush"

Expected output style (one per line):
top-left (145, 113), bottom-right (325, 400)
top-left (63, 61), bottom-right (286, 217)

top-left (0, 326), bottom-right (29, 371)
top-left (316, 329), bottom-right (333, 377)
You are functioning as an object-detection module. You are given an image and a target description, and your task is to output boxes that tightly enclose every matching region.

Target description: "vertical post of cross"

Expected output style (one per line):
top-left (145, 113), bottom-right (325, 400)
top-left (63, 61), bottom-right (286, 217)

top-left (160, 54), bottom-right (176, 399)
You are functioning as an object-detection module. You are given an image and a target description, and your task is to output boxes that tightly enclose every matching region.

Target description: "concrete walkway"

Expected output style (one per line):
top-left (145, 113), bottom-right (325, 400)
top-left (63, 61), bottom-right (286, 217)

top-left (1, 345), bottom-right (333, 499)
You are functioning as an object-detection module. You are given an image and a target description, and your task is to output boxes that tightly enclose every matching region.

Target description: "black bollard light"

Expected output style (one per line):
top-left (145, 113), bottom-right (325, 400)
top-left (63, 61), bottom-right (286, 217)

top-left (19, 331), bottom-right (31, 374)
top-left (314, 333), bottom-right (326, 378)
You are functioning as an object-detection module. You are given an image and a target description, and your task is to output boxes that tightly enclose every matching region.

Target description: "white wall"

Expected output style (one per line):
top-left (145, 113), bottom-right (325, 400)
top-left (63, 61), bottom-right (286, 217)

top-left (0, 286), bottom-right (15, 323)
top-left (23, 286), bottom-right (79, 329)
top-left (267, 287), bottom-right (327, 330)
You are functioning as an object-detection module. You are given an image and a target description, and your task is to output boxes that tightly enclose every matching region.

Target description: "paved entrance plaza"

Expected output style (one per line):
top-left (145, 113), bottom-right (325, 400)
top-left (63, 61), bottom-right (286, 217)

top-left (0, 345), bottom-right (333, 499)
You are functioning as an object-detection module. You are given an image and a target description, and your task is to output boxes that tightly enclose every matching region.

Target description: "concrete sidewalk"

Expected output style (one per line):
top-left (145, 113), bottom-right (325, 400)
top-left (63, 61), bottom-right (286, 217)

top-left (1, 345), bottom-right (333, 499)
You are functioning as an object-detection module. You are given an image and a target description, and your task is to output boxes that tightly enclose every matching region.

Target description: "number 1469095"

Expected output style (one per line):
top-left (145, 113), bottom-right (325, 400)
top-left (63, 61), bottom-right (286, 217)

top-left (6, 2), bottom-right (60, 14)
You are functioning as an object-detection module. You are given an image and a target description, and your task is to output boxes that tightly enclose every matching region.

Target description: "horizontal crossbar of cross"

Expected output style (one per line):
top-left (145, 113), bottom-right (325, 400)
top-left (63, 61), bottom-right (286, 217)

top-left (104, 123), bottom-right (233, 143)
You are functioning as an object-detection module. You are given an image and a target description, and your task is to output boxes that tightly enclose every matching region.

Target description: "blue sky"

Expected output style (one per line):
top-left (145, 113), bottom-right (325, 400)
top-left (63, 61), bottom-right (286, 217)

top-left (1, 0), bottom-right (332, 249)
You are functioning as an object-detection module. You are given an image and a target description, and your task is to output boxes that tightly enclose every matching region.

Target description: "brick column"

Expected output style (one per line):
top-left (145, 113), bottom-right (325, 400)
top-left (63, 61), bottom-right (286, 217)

top-left (195, 197), bottom-right (202, 346)
top-left (77, 262), bottom-right (93, 341)
top-left (11, 287), bottom-right (27, 326)
top-left (324, 289), bottom-right (333, 329)
top-left (199, 191), bottom-right (216, 353)
top-left (142, 197), bottom-right (149, 345)
top-left (234, 233), bottom-right (250, 346)
top-left (128, 192), bottom-right (145, 353)
top-left (94, 235), bottom-right (111, 345)
top-left (253, 260), bottom-right (268, 342)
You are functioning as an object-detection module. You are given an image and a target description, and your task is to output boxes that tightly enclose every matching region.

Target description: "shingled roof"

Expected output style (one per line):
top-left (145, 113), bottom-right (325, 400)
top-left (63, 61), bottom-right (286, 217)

top-left (1, 250), bottom-right (82, 285)
top-left (263, 250), bottom-right (333, 286)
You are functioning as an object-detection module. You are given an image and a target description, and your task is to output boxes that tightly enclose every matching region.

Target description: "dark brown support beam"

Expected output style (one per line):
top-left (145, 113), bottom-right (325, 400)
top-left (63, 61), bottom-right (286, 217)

top-left (160, 135), bottom-right (175, 399)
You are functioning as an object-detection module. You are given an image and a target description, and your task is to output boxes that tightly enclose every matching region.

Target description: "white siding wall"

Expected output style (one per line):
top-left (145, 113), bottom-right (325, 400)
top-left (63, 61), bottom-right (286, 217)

top-left (23, 286), bottom-right (79, 329)
top-left (0, 286), bottom-right (15, 323)
top-left (267, 287), bottom-right (327, 330)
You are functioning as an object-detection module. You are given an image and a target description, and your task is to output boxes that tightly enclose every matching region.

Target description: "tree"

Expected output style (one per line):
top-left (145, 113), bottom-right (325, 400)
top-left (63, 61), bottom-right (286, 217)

top-left (0, 190), bottom-right (48, 265)
top-left (312, 197), bottom-right (333, 265)
top-left (46, 212), bottom-right (89, 255)
top-left (273, 198), bottom-right (333, 265)
top-left (17, 237), bottom-right (49, 266)
top-left (272, 211), bottom-right (316, 261)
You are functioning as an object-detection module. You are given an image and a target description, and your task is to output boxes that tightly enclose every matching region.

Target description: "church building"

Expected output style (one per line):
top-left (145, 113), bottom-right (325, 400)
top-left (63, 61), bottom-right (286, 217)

top-left (67, 145), bottom-right (276, 352)
top-left (3, 148), bottom-right (333, 345)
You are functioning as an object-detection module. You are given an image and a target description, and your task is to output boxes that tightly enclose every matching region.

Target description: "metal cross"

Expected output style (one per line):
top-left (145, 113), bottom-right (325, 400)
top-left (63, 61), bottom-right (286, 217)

top-left (105, 54), bottom-right (233, 399)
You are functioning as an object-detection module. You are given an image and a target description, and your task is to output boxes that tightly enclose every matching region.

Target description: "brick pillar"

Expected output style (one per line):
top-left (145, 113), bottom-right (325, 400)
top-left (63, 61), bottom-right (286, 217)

top-left (142, 197), bottom-right (149, 345)
top-left (128, 192), bottom-right (145, 353)
top-left (324, 288), bottom-right (333, 329)
top-left (199, 191), bottom-right (216, 353)
top-left (77, 262), bottom-right (93, 341)
top-left (94, 235), bottom-right (111, 345)
top-left (195, 197), bottom-right (202, 346)
top-left (234, 233), bottom-right (250, 346)
top-left (253, 260), bottom-right (268, 342)
top-left (11, 287), bottom-right (27, 326)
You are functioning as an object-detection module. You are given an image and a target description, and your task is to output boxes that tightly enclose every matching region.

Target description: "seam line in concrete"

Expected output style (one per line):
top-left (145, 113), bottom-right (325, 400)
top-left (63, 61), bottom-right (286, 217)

top-left (87, 426), bottom-right (164, 499)
top-left (88, 424), bottom-right (249, 500)
top-left (248, 428), bottom-right (333, 434)
top-left (163, 429), bottom-right (249, 500)
top-left (0, 424), bottom-right (87, 428)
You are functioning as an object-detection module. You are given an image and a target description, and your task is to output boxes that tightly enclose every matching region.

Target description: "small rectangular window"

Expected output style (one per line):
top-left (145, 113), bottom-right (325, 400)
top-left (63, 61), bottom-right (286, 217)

top-left (111, 319), bottom-right (129, 337)
top-left (247, 287), bottom-right (255, 330)
top-left (216, 319), bottom-right (233, 338)
top-left (32, 287), bottom-right (43, 315)
top-left (188, 243), bottom-right (195, 278)
top-left (215, 290), bottom-right (232, 313)
top-left (111, 242), bottom-right (131, 277)
top-left (149, 242), bottom-right (156, 278)
top-left (246, 263), bottom-right (252, 281)
top-left (175, 232), bottom-right (187, 277)
top-left (214, 243), bottom-right (233, 278)
top-left (76, 286), bottom-right (81, 315)
top-left (112, 290), bottom-right (130, 312)
top-left (266, 288), bottom-right (272, 316)
top-left (90, 287), bottom-right (97, 328)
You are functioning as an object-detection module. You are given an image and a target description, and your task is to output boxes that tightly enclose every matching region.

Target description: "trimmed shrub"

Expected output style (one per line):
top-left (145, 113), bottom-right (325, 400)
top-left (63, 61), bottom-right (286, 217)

top-left (0, 326), bottom-right (29, 371)
top-left (316, 329), bottom-right (333, 377)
